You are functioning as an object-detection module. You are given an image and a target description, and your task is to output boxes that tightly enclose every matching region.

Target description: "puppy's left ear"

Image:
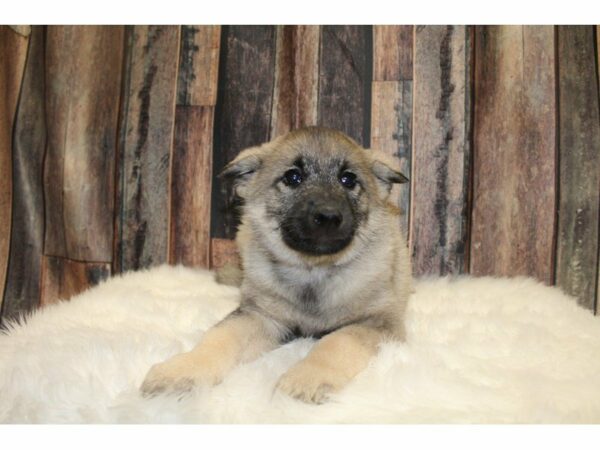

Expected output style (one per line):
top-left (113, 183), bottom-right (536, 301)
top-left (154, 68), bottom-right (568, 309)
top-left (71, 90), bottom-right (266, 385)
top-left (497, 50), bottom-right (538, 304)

top-left (369, 149), bottom-right (408, 196)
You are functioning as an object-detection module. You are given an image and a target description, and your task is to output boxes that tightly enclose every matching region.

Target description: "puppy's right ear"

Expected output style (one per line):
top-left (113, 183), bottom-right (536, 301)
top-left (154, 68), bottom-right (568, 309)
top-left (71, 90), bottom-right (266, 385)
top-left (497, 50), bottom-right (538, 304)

top-left (219, 146), bottom-right (265, 198)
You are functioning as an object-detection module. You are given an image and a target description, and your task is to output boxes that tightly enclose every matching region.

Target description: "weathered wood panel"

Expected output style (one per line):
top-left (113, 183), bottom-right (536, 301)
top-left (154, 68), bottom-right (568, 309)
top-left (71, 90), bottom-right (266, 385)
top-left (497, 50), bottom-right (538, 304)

top-left (371, 82), bottom-right (412, 238)
top-left (0, 26), bottom-right (29, 318)
top-left (170, 26), bottom-right (221, 268)
top-left (210, 238), bottom-right (240, 270)
top-left (597, 25), bottom-right (600, 316)
top-left (44, 26), bottom-right (124, 261)
top-left (373, 25), bottom-right (413, 81)
top-left (211, 26), bottom-right (277, 239)
top-left (471, 26), bottom-right (556, 283)
top-left (318, 26), bottom-right (372, 147)
top-left (555, 26), bottom-right (600, 312)
top-left (170, 106), bottom-right (214, 268)
top-left (115, 26), bottom-right (180, 272)
top-left (411, 25), bottom-right (472, 276)
top-left (40, 256), bottom-right (110, 306)
top-left (177, 25), bottom-right (220, 106)
top-left (270, 25), bottom-right (320, 138)
top-left (371, 26), bottom-right (413, 239)
top-left (1, 26), bottom-right (46, 323)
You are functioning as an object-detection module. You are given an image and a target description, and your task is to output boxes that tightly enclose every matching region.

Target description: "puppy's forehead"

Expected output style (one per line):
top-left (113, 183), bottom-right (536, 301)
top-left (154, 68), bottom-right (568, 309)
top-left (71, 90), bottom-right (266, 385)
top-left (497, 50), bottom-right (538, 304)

top-left (267, 128), bottom-right (367, 169)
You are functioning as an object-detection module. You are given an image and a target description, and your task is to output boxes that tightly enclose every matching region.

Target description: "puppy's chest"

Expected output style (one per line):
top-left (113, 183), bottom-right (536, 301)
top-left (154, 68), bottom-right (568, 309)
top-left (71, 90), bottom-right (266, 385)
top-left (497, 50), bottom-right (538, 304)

top-left (274, 266), bottom-right (358, 317)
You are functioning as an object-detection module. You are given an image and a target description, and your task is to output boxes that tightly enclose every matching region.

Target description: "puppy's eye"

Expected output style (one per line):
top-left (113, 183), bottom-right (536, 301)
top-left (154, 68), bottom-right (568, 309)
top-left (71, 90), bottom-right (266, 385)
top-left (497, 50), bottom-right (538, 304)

top-left (339, 171), bottom-right (357, 189)
top-left (282, 168), bottom-right (303, 187)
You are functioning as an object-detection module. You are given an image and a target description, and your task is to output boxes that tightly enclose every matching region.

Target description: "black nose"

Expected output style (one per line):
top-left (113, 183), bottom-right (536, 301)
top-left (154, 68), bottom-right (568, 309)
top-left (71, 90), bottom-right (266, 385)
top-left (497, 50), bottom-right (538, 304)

top-left (311, 207), bottom-right (342, 230)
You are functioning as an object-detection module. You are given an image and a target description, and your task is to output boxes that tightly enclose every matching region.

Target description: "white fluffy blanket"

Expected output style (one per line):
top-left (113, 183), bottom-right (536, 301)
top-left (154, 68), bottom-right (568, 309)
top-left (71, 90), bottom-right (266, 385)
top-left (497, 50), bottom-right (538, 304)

top-left (1, 265), bottom-right (599, 423)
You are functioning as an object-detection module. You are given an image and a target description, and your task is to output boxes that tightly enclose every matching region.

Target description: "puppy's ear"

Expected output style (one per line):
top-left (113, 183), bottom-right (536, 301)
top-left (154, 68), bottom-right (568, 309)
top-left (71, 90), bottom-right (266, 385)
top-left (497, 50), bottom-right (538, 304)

top-left (369, 149), bottom-right (408, 197)
top-left (219, 145), bottom-right (266, 199)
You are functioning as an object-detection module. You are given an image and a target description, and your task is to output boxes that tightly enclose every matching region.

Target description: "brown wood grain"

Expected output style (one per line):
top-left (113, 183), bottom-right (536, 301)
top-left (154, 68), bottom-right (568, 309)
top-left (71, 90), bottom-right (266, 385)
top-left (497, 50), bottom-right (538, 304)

top-left (555, 26), bottom-right (600, 312)
top-left (470, 26), bottom-right (556, 283)
top-left (270, 25), bottom-right (320, 138)
top-left (373, 25), bottom-right (413, 81)
top-left (170, 106), bottom-right (214, 268)
top-left (410, 25), bottom-right (472, 276)
top-left (371, 26), bottom-right (414, 241)
top-left (1, 26), bottom-right (46, 323)
top-left (211, 26), bottom-right (277, 240)
top-left (44, 26), bottom-right (124, 262)
top-left (210, 238), bottom-right (240, 270)
top-left (318, 25), bottom-right (373, 147)
top-left (115, 26), bottom-right (180, 272)
top-left (371, 82), bottom-right (412, 240)
top-left (0, 26), bottom-right (29, 318)
top-left (40, 256), bottom-right (110, 306)
top-left (596, 24), bottom-right (600, 316)
top-left (177, 25), bottom-right (220, 106)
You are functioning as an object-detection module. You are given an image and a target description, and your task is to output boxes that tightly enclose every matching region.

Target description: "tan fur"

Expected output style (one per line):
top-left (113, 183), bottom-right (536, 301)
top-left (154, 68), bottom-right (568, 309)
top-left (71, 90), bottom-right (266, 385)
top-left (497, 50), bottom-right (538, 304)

top-left (140, 311), bottom-right (278, 396)
top-left (276, 324), bottom-right (383, 403)
top-left (140, 127), bottom-right (413, 403)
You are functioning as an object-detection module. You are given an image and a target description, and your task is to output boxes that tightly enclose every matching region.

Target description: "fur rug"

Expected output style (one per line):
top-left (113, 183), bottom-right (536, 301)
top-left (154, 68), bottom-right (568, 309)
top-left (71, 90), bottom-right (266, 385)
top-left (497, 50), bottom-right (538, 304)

top-left (1, 265), bottom-right (599, 423)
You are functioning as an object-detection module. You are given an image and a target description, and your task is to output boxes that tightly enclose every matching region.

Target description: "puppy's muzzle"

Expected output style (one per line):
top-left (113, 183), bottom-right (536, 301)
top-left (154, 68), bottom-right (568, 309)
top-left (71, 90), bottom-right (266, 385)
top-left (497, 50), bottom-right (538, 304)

top-left (281, 198), bottom-right (355, 255)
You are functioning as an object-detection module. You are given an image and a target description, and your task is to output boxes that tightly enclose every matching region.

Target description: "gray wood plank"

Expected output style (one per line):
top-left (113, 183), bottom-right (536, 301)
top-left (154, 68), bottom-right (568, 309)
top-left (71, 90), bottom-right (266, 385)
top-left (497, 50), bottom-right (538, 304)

top-left (556, 25), bottom-right (600, 312)
top-left (411, 25), bottom-right (472, 276)
top-left (115, 26), bottom-right (180, 271)
top-left (318, 25), bottom-right (373, 147)
top-left (211, 26), bottom-right (277, 239)
top-left (0, 26), bottom-right (33, 323)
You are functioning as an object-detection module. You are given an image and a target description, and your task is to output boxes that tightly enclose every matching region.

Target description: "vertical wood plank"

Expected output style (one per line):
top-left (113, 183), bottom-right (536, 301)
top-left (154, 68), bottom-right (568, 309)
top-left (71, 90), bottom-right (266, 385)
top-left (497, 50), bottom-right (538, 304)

top-left (170, 26), bottom-right (221, 268)
top-left (1, 26), bottom-right (46, 323)
top-left (371, 82), bottom-right (412, 237)
top-left (115, 26), bottom-right (180, 272)
top-left (555, 26), bottom-right (600, 311)
top-left (411, 25), bottom-right (472, 276)
top-left (0, 26), bottom-right (29, 319)
top-left (211, 26), bottom-right (277, 240)
top-left (318, 25), bottom-right (373, 147)
top-left (44, 26), bottom-right (124, 261)
top-left (597, 25), bottom-right (600, 315)
top-left (40, 256), bottom-right (110, 306)
top-left (373, 25), bottom-right (413, 81)
top-left (371, 25), bottom-right (414, 239)
top-left (270, 25), bottom-right (320, 138)
top-left (170, 106), bottom-right (214, 267)
top-left (210, 238), bottom-right (240, 270)
top-left (177, 25), bottom-right (220, 107)
top-left (471, 26), bottom-right (556, 283)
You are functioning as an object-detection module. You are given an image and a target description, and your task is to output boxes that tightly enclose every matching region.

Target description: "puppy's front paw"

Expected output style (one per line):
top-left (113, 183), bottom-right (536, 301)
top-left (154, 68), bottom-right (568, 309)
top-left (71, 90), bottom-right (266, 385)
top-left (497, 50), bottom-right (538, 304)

top-left (140, 352), bottom-right (223, 398)
top-left (276, 361), bottom-right (348, 404)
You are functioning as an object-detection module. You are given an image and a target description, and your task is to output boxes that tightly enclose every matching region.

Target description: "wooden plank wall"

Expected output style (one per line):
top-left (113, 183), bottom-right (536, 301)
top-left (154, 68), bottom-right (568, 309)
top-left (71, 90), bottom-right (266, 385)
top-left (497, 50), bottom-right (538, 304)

top-left (1, 25), bottom-right (600, 325)
top-left (0, 26), bottom-right (29, 318)
top-left (371, 26), bottom-right (413, 239)
top-left (555, 26), bottom-right (600, 311)
top-left (471, 26), bottom-right (557, 284)
top-left (2, 26), bottom-right (45, 317)
top-left (115, 26), bottom-right (180, 272)
top-left (411, 25), bottom-right (472, 276)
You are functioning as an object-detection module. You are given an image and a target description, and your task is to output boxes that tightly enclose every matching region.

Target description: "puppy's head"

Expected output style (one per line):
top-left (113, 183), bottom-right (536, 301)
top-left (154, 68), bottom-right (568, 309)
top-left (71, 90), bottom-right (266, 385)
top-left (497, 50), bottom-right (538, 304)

top-left (220, 127), bottom-right (407, 265)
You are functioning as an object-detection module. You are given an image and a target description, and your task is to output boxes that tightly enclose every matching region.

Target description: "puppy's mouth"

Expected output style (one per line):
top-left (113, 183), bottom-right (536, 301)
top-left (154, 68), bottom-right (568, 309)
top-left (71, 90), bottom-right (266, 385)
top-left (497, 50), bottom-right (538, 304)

top-left (280, 216), bottom-right (356, 256)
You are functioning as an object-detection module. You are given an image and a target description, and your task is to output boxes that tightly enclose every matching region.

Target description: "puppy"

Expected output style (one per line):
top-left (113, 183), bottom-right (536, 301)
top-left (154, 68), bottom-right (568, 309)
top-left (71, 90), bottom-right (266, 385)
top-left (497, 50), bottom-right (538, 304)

top-left (141, 126), bottom-right (412, 404)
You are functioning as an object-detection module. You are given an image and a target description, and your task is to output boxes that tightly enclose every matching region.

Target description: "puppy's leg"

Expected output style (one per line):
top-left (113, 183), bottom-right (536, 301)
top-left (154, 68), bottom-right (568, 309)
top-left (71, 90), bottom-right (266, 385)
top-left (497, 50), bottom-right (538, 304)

top-left (276, 324), bottom-right (386, 404)
top-left (141, 309), bottom-right (278, 397)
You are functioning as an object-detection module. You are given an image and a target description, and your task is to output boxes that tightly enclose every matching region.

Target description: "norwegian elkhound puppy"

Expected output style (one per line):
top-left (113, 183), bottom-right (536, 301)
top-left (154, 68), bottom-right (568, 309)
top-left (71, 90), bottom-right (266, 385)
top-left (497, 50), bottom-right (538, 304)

top-left (140, 127), bottom-right (412, 404)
